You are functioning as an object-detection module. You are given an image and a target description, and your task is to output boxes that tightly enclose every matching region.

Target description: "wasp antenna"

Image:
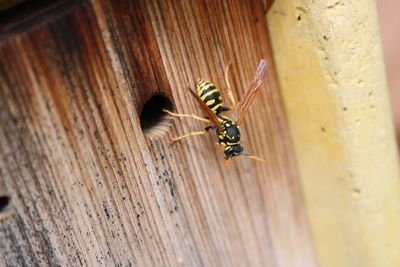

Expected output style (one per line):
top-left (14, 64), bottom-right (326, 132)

top-left (241, 153), bottom-right (267, 163)
top-left (248, 155), bottom-right (267, 163)
top-left (223, 158), bottom-right (233, 167)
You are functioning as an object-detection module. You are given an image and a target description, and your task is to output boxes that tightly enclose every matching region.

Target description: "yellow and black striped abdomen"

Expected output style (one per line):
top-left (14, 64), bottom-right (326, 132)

top-left (196, 79), bottom-right (223, 115)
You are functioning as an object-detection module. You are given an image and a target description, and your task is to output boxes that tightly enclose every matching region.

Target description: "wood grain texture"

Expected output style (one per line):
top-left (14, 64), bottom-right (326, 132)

top-left (0, 0), bottom-right (316, 266)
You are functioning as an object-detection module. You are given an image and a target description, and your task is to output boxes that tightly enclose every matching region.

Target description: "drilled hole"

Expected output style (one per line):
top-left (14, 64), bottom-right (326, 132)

top-left (140, 94), bottom-right (173, 139)
top-left (0, 195), bottom-right (12, 220)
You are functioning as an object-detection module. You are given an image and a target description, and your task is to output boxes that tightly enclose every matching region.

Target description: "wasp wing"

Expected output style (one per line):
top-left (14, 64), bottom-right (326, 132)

top-left (233, 60), bottom-right (267, 125)
top-left (188, 87), bottom-right (223, 132)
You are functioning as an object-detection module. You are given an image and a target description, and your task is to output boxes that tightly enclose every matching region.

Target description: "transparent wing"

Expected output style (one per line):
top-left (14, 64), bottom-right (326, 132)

top-left (188, 87), bottom-right (223, 132)
top-left (233, 60), bottom-right (267, 125)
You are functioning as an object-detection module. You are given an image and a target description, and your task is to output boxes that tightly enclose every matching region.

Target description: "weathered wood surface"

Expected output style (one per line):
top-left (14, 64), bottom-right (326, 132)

top-left (0, 0), bottom-right (316, 266)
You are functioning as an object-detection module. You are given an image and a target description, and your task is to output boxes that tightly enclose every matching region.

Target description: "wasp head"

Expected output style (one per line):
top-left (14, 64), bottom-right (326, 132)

top-left (224, 144), bottom-right (243, 159)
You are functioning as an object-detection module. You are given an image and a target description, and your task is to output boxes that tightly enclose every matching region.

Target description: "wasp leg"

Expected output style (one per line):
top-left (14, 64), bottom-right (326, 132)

top-left (214, 142), bottom-right (225, 148)
top-left (163, 109), bottom-right (211, 123)
top-left (224, 61), bottom-right (237, 107)
top-left (169, 126), bottom-right (214, 144)
top-left (221, 106), bottom-right (234, 112)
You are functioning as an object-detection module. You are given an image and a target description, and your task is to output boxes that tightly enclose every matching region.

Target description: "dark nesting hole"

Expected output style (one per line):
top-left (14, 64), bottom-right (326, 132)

top-left (140, 94), bottom-right (173, 130)
top-left (0, 195), bottom-right (11, 214)
top-left (140, 94), bottom-right (173, 138)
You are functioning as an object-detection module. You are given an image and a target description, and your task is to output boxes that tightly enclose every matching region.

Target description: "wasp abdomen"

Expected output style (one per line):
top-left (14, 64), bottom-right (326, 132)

top-left (197, 79), bottom-right (223, 115)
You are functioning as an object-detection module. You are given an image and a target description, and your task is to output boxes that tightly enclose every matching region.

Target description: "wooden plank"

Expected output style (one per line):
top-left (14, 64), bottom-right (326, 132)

top-left (267, 0), bottom-right (400, 266)
top-left (0, 0), bottom-right (316, 266)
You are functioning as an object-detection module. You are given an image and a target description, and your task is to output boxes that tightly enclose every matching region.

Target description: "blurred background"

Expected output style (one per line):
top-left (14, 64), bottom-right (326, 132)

top-left (377, 0), bottom-right (400, 151)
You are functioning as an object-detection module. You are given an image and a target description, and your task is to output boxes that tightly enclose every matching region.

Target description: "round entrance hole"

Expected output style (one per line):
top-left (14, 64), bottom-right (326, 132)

top-left (0, 195), bottom-right (12, 220)
top-left (140, 94), bottom-right (173, 139)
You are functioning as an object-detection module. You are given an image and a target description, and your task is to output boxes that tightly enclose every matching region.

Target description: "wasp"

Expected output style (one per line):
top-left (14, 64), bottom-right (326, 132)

top-left (164, 60), bottom-right (267, 166)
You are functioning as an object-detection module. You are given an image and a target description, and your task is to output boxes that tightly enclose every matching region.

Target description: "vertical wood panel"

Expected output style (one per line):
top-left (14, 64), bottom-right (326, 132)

top-left (0, 0), bottom-right (316, 266)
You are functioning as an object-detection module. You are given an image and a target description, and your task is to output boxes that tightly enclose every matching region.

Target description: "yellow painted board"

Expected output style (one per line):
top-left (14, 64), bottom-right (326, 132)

top-left (267, 0), bottom-right (400, 267)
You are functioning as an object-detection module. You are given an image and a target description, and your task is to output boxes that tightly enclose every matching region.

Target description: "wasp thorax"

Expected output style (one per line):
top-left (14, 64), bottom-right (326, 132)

top-left (217, 118), bottom-right (240, 143)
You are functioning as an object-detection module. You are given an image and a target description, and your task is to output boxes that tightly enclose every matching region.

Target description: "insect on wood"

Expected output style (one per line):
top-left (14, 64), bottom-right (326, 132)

top-left (164, 60), bottom-right (268, 166)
